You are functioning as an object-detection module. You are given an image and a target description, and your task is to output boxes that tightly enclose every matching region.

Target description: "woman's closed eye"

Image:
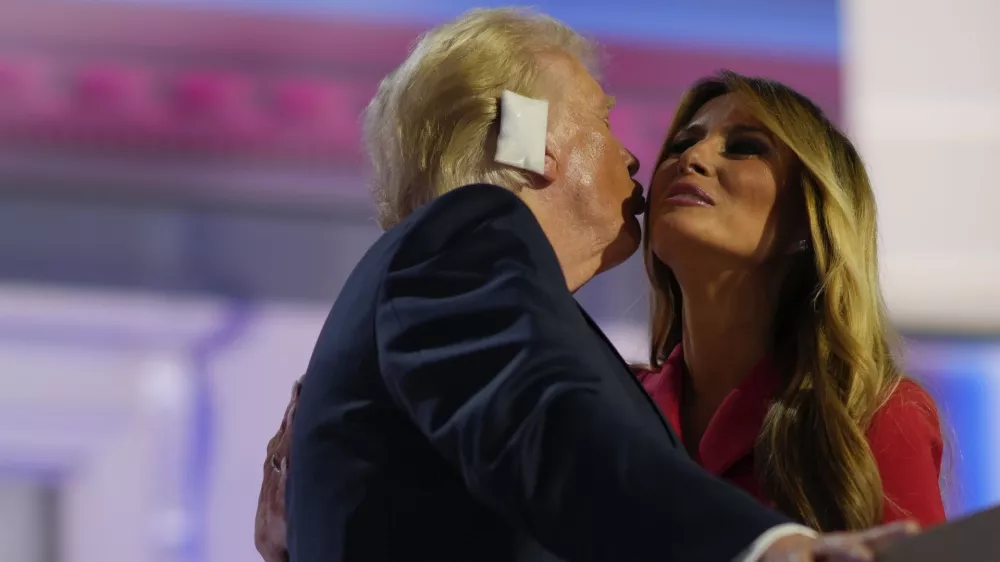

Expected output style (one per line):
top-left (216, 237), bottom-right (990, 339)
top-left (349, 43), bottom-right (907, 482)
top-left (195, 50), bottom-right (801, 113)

top-left (665, 137), bottom-right (697, 156)
top-left (725, 137), bottom-right (769, 157)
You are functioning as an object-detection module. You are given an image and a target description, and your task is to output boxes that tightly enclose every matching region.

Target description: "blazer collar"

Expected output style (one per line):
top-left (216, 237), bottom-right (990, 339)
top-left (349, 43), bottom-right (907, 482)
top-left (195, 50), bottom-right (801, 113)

top-left (575, 305), bottom-right (682, 449)
top-left (653, 344), bottom-right (779, 475)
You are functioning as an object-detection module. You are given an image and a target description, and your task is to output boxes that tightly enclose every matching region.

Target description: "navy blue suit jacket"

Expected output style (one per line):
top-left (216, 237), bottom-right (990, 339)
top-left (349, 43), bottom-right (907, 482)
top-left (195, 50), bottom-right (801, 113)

top-left (287, 184), bottom-right (788, 561)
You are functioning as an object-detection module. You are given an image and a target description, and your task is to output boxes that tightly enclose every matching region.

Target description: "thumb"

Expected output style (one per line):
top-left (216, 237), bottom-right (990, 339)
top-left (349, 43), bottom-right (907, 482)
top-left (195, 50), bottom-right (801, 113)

top-left (859, 520), bottom-right (920, 552)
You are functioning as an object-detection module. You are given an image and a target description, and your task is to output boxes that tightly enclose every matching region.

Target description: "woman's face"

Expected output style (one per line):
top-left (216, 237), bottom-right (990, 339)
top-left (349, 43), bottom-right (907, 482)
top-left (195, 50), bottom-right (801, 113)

top-left (648, 93), bottom-right (802, 273)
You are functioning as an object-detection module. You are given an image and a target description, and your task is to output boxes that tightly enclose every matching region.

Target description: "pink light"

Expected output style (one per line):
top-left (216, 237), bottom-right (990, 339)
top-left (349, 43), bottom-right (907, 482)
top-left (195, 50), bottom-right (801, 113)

top-left (71, 64), bottom-right (150, 112)
top-left (271, 79), bottom-right (334, 122)
top-left (169, 72), bottom-right (251, 119)
top-left (56, 63), bottom-right (161, 142)
top-left (161, 71), bottom-right (265, 150)
top-left (265, 79), bottom-right (362, 157)
top-left (0, 56), bottom-right (59, 121)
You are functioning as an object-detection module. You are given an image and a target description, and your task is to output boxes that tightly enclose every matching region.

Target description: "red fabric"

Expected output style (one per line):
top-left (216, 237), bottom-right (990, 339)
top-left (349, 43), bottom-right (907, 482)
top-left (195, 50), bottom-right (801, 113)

top-left (635, 345), bottom-right (946, 528)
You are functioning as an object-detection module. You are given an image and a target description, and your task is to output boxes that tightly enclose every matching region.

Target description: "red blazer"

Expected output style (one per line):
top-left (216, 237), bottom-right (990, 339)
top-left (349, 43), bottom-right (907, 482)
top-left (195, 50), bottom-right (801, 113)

top-left (636, 345), bottom-right (946, 528)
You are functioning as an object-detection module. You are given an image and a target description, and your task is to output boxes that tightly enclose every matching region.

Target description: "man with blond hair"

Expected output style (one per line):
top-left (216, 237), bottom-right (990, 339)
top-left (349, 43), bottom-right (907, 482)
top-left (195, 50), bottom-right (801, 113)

top-left (264, 8), bottom-right (919, 562)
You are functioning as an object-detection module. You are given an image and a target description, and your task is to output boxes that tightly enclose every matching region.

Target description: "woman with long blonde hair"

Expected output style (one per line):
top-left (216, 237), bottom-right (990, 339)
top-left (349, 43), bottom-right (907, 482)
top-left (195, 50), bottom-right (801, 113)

top-left (636, 70), bottom-right (945, 531)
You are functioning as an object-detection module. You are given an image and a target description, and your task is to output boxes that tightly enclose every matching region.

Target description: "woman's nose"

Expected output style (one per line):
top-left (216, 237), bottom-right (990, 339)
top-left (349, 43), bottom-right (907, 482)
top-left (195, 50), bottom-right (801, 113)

top-left (678, 141), bottom-right (713, 176)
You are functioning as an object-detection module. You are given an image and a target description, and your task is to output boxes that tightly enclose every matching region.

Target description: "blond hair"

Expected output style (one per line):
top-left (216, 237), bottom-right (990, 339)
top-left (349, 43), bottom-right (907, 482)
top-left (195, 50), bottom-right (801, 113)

top-left (361, 8), bottom-right (601, 229)
top-left (646, 71), bottom-right (913, 531)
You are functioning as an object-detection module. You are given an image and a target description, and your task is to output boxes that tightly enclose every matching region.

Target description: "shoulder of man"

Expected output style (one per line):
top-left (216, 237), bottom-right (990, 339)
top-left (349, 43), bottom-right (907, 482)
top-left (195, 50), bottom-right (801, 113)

top-left (389, 183), bottom-right (548, 269)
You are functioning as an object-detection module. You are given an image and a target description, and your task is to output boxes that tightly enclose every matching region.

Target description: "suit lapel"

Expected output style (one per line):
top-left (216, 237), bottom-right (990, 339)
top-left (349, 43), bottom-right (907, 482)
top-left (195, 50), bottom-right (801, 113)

top-left (574, 304), bottom-right (683, 449)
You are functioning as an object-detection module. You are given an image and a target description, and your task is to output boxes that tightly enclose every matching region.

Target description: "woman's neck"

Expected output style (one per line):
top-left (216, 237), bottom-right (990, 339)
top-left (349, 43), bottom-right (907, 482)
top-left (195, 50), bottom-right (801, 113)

top-left (678, 267), bottom-right (783, 410)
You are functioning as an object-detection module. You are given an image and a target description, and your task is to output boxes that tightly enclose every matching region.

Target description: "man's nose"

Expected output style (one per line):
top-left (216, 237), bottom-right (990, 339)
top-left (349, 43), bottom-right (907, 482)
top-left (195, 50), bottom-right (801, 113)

top-left (626, 149), bottom-right (640, 177)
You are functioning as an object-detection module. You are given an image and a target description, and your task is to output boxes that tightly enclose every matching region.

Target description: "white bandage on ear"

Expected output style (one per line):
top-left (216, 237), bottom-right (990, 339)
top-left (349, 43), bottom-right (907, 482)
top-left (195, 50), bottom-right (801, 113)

top-left (494, 90), bottom-right (548, 175)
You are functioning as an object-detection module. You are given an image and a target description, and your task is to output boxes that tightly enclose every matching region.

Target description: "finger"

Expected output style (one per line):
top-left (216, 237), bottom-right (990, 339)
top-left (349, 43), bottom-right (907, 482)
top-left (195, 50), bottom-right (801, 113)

top-left (277, 430), bottom-right (293, 459)
top-left (267, 422), bottom-right (288, 453)
top-left (859, 520), bottom-right (920, 552)
top-left (279, 409), bottom-right (298, 458)
top-left (262, 448), bottom-right (276, 475)
top-left (844, 521), bottom-right (918, 548)
top-left (257, 469), bottom-right (271, 503)
top-left (266, 432), bottom-right (281, 456)
top-left (774, 548), bottom-right (811, 562)
top-left (276, 479), bottom-right (287, 511)
top-left (278, 405), bottom-right (293, 432)
top-left (276, 379), bottom-right (303, 443)
top-left (813, 539), bottom-right (874, 562)
top-left (257, 472), bottom-right (275, 522)
top-left (279, 389), bottom-right (299, 428)
top-left (769, 546), bottom-right (813, 562)
top-left (262, 548), bottom-right (289, 562)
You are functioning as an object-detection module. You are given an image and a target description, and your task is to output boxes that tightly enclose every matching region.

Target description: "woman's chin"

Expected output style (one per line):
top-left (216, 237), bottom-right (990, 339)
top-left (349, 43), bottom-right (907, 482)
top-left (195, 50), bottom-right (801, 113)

top-left (650, 219), bottom-right (716, 249)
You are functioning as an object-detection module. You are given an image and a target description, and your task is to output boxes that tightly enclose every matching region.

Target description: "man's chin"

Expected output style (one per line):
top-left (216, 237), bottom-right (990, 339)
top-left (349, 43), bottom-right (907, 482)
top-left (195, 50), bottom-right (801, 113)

top-left (625, 209), bottom-right (644, 240)
top-left (599, 216), bottom-right (642, 272)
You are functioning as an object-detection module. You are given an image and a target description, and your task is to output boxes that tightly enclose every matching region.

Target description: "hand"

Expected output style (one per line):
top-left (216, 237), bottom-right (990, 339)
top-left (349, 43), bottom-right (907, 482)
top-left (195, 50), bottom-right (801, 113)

top-left (759, 521), bottom-right (919, 561)
top-left (254, 378), bottom-right (302, 562)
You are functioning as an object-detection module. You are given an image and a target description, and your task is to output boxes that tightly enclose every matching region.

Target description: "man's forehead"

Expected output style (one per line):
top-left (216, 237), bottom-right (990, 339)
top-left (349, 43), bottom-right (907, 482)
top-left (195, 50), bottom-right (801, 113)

top-left (537, 53), bottom-right (611, 114)
top-left (537, 53), bottom-right (595, 98)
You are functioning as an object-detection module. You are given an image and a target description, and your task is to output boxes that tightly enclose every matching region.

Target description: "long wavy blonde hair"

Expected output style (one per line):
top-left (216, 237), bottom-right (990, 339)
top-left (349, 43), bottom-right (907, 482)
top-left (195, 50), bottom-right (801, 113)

top-left (645, 71), bottom-right (904, 531)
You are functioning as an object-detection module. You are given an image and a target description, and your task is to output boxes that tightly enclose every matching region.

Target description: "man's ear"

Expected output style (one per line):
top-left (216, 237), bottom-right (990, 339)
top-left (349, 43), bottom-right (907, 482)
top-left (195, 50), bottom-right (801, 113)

top-left (541, 138), bottom-right (559, 183)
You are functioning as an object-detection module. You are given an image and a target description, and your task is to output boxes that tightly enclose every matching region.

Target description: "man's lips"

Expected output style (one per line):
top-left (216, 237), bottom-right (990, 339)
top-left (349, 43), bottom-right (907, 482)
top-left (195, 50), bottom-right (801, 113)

top-left (630, 180), bottom-right (646, 215)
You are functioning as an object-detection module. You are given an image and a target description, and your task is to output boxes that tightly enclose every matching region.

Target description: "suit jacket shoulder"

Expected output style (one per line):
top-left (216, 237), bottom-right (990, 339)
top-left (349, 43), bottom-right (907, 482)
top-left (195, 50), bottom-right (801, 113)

top-left (389, 184), bottom-right (554, 270)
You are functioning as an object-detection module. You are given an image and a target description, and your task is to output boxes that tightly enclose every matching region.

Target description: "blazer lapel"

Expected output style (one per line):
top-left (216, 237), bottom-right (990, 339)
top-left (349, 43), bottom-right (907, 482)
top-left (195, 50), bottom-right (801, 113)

top-left (574, 304), bottom-right (683, 449)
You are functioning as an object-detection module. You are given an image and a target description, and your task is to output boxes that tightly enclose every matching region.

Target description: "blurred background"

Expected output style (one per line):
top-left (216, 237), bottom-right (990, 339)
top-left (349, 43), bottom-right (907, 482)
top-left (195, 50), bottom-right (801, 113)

top-left (0, 1), bottom-right (997, 561)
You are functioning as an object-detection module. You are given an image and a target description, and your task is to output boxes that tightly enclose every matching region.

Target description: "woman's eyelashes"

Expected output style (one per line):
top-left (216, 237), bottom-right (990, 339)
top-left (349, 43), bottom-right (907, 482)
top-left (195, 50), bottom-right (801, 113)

top-left (666, 137), bottom-right (696, 156)
top-left (665, 134), bottom-right (769, 159)
top-left (725, 137), bottom-right (769, 157)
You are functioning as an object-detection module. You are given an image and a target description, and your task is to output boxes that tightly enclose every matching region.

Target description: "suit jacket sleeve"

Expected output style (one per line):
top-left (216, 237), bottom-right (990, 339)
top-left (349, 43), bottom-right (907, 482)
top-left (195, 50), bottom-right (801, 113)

top-left (868, 379), bottom-right (947, 526)
top-left (374, 193), bottom-right (788, 561)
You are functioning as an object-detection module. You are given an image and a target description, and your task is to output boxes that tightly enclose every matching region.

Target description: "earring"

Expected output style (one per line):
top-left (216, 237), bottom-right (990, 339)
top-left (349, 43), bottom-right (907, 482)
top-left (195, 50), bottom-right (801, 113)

top-left (797, 239), bottom-right (809, 251)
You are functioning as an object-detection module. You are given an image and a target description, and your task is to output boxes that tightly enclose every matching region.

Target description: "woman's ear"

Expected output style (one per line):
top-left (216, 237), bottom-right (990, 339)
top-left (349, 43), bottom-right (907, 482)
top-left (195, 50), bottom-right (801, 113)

top-left (783, 179), bottom-right (811, 255)
top-left (784, 220), bottom-right (812, 255)
top-left (791, 209), bottom-right (813, 254)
